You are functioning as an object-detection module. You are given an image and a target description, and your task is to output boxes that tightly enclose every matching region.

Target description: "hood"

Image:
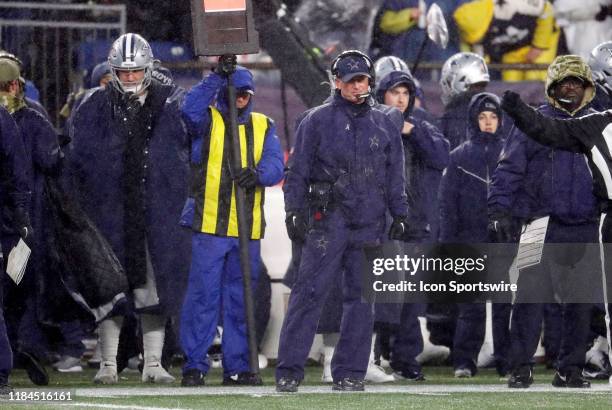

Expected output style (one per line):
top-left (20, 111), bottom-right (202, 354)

top-left (216, 65), bottom-right (255, 122)
top-left (375, 71), bottom-right (416, 116)
top-left (90, 61), bottom-right (111, 88)
top-left (467, 92), bottom-right (503, 138)
top-left (545, 55), bottom-right (595, 116)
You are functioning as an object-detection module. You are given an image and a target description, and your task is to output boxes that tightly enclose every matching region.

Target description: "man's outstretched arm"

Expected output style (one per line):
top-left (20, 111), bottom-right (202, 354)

top-left (501, 90), bottom-right (607, 153)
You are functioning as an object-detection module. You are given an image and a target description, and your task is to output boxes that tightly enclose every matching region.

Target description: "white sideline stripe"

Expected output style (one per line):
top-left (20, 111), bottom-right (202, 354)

top-left (25, 403), bottom-right (191, 410)
top-left (591, 145), bottom-right (612, 199)
top-left (73, 384), bottom-right (612, 397)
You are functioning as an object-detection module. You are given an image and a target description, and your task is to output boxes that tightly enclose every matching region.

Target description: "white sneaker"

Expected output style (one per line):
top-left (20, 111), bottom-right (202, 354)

top-left (93, 362), bottom-right (118, 384)
top-left (379, 358), bottom-right (391, 368)
top-left (416, 343), bottom-right (450, 364)
top-left (609, 374), bottom-right (612, 387)
top-left (52, 356), bottom-right (83, 373)
top-left (365, 362), bottom-right (394, 383)
top-left (141, 363), bottom-right (175, 383)
top-left (258, 354), bottom-right (268, 370)
top-left (454, 368), bottom-right (473, 378)
top-left (416, 317), bottom-right (450, 364)
top-left (586, 347), bottom-right (608, 371)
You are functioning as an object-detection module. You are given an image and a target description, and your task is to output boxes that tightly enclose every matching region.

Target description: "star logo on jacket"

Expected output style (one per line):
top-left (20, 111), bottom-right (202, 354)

top-left (315, 237), bottom-right (329, 253)
top-left (369, 136), bottom-right (379, 150)
top-left (345, 123), bottom-right (350, 131)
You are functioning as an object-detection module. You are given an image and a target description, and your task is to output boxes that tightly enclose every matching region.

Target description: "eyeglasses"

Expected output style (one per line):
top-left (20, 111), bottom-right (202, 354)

top-left (557, 78), bottom-right (585, 91)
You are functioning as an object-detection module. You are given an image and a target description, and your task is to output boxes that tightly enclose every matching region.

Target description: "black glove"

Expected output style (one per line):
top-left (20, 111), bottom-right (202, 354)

top-left (285, 210), bottom-right (307, 242)
top-left (488, 212), bottom-right (519, 243)
top-left (595, 4), bottom-right (612, 21)
top-left (236, 167), bottom-right (258, 189)
top-left (389, 216), bottom-right (410, 241)
top-left (13, 207), bottom-right (33, 246)
top-left (123, 92), bottom-right (142, 121)
top-left (214, 54), bottom-right (237, 76)
top-left (501, 90), bottom-right (543, 137)
top-left (501, 90), bottom-right (522, 115)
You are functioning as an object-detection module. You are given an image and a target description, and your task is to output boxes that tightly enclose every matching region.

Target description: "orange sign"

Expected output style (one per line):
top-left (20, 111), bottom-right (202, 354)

top-left (203, 0), bottom-right (246, 12)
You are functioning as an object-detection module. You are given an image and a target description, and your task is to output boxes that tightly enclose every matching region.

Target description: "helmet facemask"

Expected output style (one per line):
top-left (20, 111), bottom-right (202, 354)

top-left (108, 33), bottom-right (154, 95)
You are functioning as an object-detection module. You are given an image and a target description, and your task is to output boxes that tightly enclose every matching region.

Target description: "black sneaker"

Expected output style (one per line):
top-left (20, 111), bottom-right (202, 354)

top-left (276, 377), bottom-right (299, 393)
top-left (508, 366), bottom-right (533, 388)
top-left (18, 351), bottom-right (49, 386)
top-left (552, 369), bottom-right (591, 388)
top-left (332, 377), bottom-right (365, 391)
top-left (223, 372), bottom-right (263, 386)
top-left (392, 369), bottom-right (426, 382)
top-left (0, 383), bottom-right (14, 396)
top-left (181, 368), bottom-right (205, 387)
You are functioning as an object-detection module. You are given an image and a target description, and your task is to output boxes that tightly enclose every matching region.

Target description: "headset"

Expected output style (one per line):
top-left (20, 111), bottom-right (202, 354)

top-left (330, 50), bottom-right (376, 97)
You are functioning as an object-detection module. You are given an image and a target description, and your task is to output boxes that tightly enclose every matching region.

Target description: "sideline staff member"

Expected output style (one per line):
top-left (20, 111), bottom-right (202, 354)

top-left (276, 50), bottom-right (409, 393)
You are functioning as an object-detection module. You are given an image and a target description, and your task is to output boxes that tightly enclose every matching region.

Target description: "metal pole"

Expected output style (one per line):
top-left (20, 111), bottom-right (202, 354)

top-left (225, 67), bottom-right (260, 376)
top-left (411, 36), bottom-right (429, 74)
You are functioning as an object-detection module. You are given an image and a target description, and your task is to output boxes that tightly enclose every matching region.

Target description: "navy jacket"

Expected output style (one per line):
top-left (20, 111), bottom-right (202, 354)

top-left (403, 115), bottom-right (450, 242)
top-left (181, 69), bottom-right (284, 189)
top-left (285, 91), bottom-right (408, 242)
top-left (439, 131), bottom-right (504, 243)
top-left (440, 92), bottom-right (513, 150)
top-left (488, 104), bottom-right (599, 225)
top-left (0, 106), bottom-right (30, 213)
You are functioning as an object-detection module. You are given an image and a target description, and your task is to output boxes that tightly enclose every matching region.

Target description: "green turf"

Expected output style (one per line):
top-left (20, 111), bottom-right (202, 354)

top-left (2, 365), bottom-right (610, 409)
top-left (4, 364), bottom-right (609, 387)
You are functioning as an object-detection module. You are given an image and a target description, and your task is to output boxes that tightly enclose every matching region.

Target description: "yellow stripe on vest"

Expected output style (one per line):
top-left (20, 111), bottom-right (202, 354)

top-left (201, 108), bottom-right (268, 239)
top-left (201, 108), bottom-right (225, 233)
top-left (226, 125), bottom-right (247, 237)
top-left (250, 113), bottom-right (267, 239)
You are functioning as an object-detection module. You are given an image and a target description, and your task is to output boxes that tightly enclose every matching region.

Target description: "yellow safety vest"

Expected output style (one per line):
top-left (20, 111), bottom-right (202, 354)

top-left (194, 107), bottom-right (268, 239)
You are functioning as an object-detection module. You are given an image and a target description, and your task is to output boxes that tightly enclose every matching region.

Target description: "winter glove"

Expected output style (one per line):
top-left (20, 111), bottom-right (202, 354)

top-left (285, 210), bottom-right (307, 242)
top-left (123, 92), bottom-right (143, 121)
top-left (13, 207), bottom-right (33, 246)
top-left (236, 167), bottom-right (258, 189)
top-left (389, 216), bottom-right (410, 241)
top-left (500, 90), bottom-right (522, 115)
top-left (595, 4), bottom-right (612, 21)
top-left (488, 212), bottom-right (519, 243)
top-left (501, 90), bottom-right (543, 138)
top-left (214, 54), bottom-right (237, 76)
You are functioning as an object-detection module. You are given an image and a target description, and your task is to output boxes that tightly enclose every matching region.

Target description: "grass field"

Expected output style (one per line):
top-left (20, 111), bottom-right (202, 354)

top-left (2, 365), bottom-right (611, 409)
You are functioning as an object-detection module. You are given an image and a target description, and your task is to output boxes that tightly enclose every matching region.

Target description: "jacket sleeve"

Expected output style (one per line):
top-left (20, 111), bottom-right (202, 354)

top-left (505, 97), bottom-right (605, 152)
top-left (31, 110), bottom-right (62, 174)
top-left (453, 0), bottom-right (494, 45)
top-left (283, 111), bottom-right (318, 212)
top-left (532, 2), bottom-right (557, 50)
top-left (0, 108), bottom-right (31, 210)
top-left (386, 117), bottom-right (409, 218)
top-left (256, 119), bottom-right (285, 186)
top-left (488, 128), bottom-right (529, 214)
top-left (407, 118), bottom-right (450, 171)
top-left (181, 72), bottom-right (225, 138)
top-left (438, 154), bottom-right (460, 242)
top-left (379, 0), bottom-right (419, 34)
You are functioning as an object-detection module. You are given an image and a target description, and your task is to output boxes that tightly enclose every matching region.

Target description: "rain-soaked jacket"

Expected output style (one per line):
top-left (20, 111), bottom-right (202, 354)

top-left (489, 55), bottom-right (599, 224)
